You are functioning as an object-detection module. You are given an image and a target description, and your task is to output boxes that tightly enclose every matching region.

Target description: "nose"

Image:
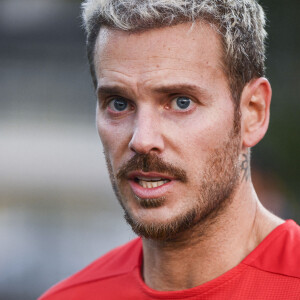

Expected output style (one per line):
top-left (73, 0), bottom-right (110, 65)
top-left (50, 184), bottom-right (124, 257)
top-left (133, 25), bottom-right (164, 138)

top-left (129, 108), bottom-right (164, 154)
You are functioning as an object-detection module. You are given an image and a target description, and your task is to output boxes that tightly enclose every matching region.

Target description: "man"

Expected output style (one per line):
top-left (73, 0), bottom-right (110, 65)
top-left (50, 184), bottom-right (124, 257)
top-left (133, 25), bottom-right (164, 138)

top-left (40, 0), bottom-right (300, 299)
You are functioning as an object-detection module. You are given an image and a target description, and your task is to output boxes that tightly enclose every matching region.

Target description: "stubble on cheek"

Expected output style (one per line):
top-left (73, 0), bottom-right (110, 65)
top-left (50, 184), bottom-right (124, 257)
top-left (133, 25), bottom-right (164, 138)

top-left (194, 130), bottom-right (241, 224)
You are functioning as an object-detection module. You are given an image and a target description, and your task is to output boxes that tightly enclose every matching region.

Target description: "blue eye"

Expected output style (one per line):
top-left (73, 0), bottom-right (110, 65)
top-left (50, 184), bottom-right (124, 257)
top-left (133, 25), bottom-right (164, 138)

top-left (109, 98), bottom-right (128, 111)
top-left (171, 96), bottom-right (192, 110)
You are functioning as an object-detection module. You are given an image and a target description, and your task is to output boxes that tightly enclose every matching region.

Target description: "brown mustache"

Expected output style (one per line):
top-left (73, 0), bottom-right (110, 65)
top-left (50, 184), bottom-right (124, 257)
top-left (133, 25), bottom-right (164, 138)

top-left (116, 153), bottom-right (187, 182)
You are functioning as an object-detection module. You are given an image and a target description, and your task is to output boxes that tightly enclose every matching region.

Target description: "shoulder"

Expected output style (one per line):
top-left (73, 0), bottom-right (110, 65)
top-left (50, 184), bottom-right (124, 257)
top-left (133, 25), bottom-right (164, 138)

top-left (244, 220), bottom-right (300, 279)
top-left (39, 237), bottom-right (142, 300)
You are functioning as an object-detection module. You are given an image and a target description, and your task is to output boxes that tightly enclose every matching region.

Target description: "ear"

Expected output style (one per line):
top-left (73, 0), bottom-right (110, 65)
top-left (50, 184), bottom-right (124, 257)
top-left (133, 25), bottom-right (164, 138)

top-left (240, 78), bottom-right (272, 148)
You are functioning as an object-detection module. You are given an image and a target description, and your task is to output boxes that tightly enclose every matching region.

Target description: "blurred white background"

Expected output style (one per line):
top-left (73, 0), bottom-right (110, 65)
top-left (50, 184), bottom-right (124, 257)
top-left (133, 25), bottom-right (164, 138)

top-left (0, 1), bottom-right (135, 299)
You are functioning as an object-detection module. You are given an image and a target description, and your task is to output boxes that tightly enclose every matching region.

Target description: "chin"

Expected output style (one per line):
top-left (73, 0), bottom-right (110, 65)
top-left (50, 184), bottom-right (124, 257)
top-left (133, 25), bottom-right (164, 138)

top-left (123, 203), bottom-right (200, 240)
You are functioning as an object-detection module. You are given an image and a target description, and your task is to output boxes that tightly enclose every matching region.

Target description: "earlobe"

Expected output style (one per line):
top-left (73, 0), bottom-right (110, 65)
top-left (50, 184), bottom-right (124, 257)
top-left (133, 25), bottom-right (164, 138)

top-left (240, 78), bottom-right (272, 148)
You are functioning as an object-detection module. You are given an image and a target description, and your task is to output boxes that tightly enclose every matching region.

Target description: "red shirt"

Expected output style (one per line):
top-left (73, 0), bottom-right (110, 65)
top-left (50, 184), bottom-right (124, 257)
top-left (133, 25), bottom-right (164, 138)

top-left (39, 220), bottom-right (300, 299)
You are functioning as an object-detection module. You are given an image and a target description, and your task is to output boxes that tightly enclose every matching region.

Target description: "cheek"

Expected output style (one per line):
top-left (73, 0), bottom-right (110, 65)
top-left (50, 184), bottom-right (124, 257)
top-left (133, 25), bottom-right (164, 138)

top-left (169, 115), bottom-right (224, 156)
top-left (96, 114), bottom-right (111, 149)
top-left (170, 114), bottom-right (234, 176)
top-left (96, 114), bottom-right (133, 168)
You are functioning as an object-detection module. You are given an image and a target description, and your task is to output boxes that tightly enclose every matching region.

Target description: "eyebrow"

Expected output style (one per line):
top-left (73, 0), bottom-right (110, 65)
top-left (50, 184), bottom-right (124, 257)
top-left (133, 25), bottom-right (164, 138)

top-left (97, 83), bottom-right (211, 101)
top-left (152, 83), bottom-right (208, 96)
top-left (97, 85), bottom-right (128, 97)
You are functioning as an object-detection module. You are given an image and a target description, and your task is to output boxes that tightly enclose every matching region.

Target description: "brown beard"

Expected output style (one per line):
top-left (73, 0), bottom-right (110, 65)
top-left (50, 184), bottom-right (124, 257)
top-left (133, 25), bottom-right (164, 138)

top-left (104, 119), bottom-right (241, 241)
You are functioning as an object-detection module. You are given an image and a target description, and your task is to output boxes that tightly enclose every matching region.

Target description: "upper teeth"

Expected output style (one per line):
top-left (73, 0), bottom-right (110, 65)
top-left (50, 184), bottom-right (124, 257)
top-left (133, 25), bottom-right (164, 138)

top-left (137, 176), bottom-right (164, 181)
top-left (136, 177), bottom-right (169, 189)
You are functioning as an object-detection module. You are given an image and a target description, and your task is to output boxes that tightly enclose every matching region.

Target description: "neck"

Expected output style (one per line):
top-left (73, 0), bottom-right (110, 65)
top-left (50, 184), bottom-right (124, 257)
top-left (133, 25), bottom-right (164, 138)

top-left (142, 181), bottom-right (283, 291)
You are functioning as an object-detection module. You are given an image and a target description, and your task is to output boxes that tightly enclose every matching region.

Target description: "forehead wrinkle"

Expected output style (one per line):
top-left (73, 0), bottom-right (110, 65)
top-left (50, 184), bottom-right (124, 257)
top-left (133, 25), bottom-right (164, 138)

top-left (98, 65), bottom-right (224, 95)
top-left (100, 55), bottom-right (225, 82)
top-left (98, 63), bottom-right (225, 104)
top-left (98, 68), bottom-right (134, 78)
top-left (101, 56), bottom-right (220, 71)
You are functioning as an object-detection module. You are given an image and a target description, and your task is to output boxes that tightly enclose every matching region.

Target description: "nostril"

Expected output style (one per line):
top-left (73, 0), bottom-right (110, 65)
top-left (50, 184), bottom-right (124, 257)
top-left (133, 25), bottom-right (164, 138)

top-left (129, 135), bottom-right (161, 154)
top-left (128, 119), bottom-right (164, 154)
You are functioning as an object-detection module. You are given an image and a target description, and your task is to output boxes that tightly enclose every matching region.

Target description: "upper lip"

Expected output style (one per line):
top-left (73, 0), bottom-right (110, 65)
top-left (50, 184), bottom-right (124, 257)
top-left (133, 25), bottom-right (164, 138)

top-left (127, 171), bottom-right (175, 181)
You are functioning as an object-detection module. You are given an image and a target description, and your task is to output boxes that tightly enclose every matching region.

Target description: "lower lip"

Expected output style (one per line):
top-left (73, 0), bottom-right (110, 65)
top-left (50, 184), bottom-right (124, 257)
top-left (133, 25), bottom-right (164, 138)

top-left (128, 179), bottom-right (174, 199)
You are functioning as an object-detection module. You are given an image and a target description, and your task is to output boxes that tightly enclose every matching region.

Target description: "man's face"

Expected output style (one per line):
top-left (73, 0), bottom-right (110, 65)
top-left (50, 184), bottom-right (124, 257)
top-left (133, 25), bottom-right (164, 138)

top-left (94, 22), bottom-right (242, 240)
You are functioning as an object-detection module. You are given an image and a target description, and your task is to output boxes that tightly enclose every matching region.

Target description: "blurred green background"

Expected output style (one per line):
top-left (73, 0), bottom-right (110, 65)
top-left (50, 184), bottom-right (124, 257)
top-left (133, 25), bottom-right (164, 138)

top-left (0, 0), bottom-right (299, 299)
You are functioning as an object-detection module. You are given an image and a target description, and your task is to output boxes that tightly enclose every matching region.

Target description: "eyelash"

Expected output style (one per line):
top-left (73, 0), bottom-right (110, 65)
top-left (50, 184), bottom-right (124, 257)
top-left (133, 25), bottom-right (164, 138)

top-left (167, 96), bottom-right (195, 111)
top-left (100, 95), bottom-right (197, 114)
top-left (104, 97), bottom-right (134, 114)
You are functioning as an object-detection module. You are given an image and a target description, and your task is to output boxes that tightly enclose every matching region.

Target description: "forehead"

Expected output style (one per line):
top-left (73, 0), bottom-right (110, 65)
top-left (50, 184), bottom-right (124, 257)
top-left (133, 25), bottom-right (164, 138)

top-left (94, 22), bottom-right (226, 92)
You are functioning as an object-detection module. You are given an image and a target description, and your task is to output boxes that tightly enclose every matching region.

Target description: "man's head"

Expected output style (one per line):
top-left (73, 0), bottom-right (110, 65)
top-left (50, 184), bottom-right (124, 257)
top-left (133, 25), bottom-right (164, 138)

top-left (81, 1), bottom-right (271, 240)
top-left (82, 0), bottom-right (267, 105)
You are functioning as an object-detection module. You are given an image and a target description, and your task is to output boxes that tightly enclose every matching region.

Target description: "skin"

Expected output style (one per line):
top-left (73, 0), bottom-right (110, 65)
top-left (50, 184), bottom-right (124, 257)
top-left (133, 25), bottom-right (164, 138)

top-left (94, 22), bottom-right (283, 291)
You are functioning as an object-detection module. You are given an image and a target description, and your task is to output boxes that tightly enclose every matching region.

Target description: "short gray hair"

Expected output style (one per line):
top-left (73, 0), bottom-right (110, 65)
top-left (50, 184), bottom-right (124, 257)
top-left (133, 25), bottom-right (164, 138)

top-left (82, 0), bottom-right (267, 104)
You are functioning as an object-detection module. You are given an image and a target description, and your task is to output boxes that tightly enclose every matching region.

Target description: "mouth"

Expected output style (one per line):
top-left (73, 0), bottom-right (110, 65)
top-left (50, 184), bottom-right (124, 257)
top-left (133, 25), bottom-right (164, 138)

top-left (134, 176), bottom-right (170, 189)
top-left (127, 171), bottom-right (175, 198)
